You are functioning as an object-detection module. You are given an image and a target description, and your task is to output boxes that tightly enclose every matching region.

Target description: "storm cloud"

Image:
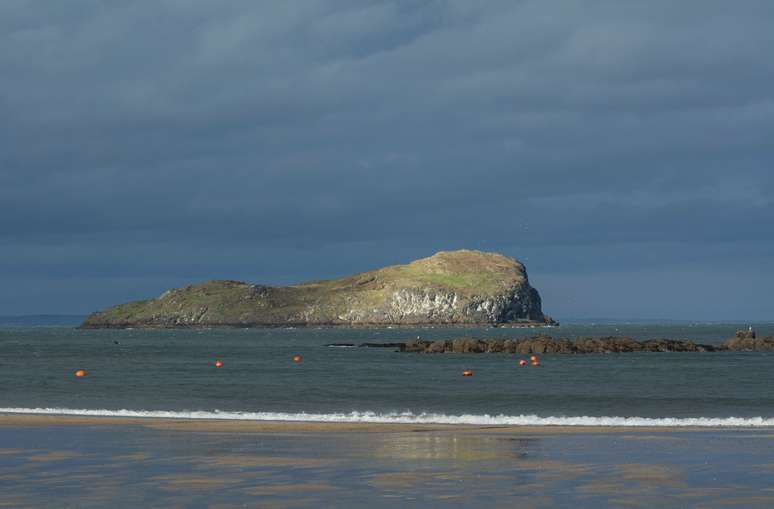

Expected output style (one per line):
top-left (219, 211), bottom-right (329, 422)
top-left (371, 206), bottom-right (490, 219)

top-left (2, 1), bottom-right (773, 319)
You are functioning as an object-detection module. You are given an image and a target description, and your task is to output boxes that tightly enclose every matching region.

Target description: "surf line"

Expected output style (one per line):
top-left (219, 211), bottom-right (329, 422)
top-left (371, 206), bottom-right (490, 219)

top-left (2, 408), bottom-right (774, 427)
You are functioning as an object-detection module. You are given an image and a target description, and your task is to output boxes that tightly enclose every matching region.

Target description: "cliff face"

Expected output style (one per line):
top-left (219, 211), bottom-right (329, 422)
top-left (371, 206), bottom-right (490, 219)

top-left (80, 250), bottom-right (551, 328)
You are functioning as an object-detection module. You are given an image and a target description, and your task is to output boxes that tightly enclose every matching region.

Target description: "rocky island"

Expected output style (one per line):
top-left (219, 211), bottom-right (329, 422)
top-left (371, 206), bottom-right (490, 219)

top-left (81, 250), bottom-right (555, 329)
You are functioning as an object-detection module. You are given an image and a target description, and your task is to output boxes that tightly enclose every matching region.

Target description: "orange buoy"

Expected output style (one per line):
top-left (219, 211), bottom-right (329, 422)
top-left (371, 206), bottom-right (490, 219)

top-left (530, 355), bottom-right (538, 362)
top-left (462, 369), bottom-right (473, 377)
top-left (531, 359), bottom-right (540, 367)
top-left (214, 360), bottom-right (223, 368)
top-left (518, 359), bottom-right (528, 367)
top-left (292, 355), bottom-right (302, 363)
top-left (74, 369), bottom-right (87, 378)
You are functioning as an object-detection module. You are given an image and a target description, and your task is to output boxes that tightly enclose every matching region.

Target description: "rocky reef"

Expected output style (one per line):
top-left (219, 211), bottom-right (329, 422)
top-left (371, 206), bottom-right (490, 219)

top-left (81, 250), bottom-right (554, 328)
top-left (720, 329), bottom-right (774, 351)
top-left (399, 335), bottom-right (719, 354)
top-left (387, 331), bottom-right (774, 354)
top-left (328, 331), bottom-right (773, 354)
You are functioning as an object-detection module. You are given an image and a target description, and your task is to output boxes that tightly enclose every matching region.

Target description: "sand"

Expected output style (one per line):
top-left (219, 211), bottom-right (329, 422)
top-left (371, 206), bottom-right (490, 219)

top-left (1, 413), bottom-right (773, 508)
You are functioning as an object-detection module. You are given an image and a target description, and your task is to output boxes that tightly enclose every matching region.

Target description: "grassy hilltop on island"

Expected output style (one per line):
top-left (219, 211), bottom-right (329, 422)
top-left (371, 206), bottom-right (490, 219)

top-left (80, 250), bottom-right (553, 328)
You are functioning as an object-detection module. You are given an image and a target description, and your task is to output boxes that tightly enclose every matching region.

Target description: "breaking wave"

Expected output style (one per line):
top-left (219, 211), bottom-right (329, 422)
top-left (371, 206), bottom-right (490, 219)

top-left (2, 408), bottom-right (774, 427)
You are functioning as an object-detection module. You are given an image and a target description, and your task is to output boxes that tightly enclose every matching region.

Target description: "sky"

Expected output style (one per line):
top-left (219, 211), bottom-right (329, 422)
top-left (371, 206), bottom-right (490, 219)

top-left (2, 1), bottom-right (773, 320)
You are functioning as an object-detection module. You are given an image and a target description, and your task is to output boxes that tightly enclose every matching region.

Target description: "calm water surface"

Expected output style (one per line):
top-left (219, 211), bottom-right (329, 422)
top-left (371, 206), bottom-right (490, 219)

top-left (1, 323), bottom-right (773, 422)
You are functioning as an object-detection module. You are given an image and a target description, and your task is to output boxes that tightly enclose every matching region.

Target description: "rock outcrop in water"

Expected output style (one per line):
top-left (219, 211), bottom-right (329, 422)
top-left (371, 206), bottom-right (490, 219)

top-left (81, 250), bottom-right (553, 329)
top-left (399, 335), bottom-right (719, 354)
top-left (385, 332), bottom-right (774, 354)
top-left (721, 330), bottom-right (774, 351)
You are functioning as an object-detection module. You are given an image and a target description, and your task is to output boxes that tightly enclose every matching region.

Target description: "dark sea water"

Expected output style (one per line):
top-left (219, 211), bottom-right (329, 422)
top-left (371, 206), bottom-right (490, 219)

top-left (2, 323), bottom-right (774, 426)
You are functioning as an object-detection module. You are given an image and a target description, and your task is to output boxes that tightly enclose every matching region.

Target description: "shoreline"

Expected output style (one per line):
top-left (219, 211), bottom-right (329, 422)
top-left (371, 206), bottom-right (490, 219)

top-left (2, 413), bottom-right (772, 434)
top-left (5, 413), bottom-right (774, 507)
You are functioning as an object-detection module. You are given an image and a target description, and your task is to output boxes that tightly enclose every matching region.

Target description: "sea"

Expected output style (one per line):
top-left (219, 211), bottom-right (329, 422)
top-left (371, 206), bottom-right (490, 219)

top-left (2, 322), bottom-right (774, 427)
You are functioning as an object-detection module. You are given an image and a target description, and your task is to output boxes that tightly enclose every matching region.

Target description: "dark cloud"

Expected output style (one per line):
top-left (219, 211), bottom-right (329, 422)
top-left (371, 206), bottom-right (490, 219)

top-left (2, 1), bottom-right (773, 318)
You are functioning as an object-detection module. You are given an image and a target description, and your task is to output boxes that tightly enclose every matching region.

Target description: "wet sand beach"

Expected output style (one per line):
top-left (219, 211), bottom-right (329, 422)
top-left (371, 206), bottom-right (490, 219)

top-left (2, 415), bottom-right (774, 508)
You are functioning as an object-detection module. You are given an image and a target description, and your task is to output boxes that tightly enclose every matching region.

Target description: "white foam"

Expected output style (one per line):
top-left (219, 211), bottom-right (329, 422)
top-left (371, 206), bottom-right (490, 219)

top-left (1, 407), bottom-right (774, 427)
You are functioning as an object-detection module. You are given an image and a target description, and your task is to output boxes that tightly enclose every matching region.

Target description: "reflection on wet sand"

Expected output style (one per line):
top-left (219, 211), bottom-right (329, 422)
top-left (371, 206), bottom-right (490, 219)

top-left (372, 432), bottom-right (533, 461)
top-left (245, 481), bottom-right (334, 496)
top-left (202, 454), bottom-right (336, 468)
top-left (1, 418), bottom-right (774, 508)
top-left (28, 450), bottom-right (82, 462)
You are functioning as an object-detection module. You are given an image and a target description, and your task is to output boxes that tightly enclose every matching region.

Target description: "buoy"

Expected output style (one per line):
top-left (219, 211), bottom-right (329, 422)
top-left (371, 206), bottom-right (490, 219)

top-left (292, 355), bottom-right (302, 363)
top-left (74, 369), bottom-right (87, 378)
top-left (214, 360), bottom-right (223, 368)
top-left (518, 359), bottom-right (528, 367)
top-left (530, 355), bottom-right (538, 362)
top-left (462, 369), bottom-right (473, 377)
top-left (531, 359), bottom-right (540, 367)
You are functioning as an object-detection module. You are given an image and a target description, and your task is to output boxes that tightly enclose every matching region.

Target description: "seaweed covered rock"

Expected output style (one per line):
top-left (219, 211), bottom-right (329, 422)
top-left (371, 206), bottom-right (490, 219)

top-left (722, 335), bottom-right (774, 351)
top-left (399, 335), bottom-right (718, 354)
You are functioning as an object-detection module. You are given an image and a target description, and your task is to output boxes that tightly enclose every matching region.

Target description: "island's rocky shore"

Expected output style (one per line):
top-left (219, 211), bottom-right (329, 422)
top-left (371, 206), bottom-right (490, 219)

top-left (340, 331), bottom-right (774, 354)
